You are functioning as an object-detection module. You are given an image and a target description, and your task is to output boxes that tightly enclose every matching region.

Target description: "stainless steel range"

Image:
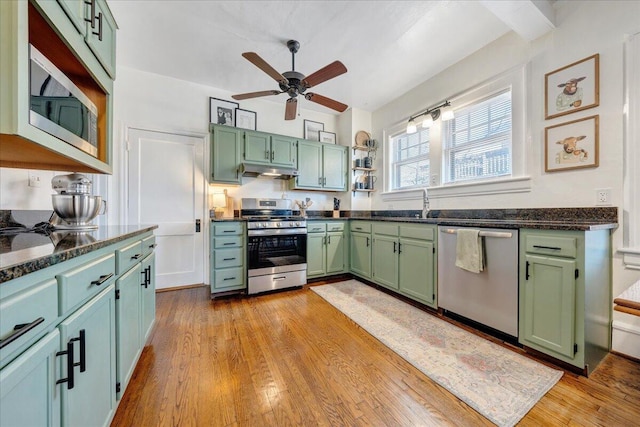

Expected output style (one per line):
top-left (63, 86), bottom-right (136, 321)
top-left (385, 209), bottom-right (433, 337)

top-left (242, 198), bottom-right (307, 295)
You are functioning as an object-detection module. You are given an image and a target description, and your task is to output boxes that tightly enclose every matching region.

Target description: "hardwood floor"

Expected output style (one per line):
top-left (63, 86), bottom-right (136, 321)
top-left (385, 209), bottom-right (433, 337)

top-left (111, 285), bottom-right (640, 427)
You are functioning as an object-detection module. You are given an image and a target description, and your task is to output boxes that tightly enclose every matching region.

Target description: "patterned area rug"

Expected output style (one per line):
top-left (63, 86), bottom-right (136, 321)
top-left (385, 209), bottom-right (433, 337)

top-left (311, 280), bottom-right (563, 427)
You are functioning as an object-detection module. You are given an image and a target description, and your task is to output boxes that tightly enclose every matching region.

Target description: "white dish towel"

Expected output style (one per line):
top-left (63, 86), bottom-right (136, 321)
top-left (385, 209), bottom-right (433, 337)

top-left (455, 229), bottom-right (484, 273)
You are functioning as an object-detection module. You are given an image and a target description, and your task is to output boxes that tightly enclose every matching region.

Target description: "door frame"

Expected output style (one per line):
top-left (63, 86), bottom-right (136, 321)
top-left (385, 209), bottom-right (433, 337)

top-left (119, 124), bottom-right (210, 285)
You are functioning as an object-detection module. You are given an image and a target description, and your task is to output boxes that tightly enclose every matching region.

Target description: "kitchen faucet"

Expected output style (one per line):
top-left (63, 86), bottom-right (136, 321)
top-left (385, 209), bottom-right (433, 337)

top-left (422, 189), bottom-right (430, 219)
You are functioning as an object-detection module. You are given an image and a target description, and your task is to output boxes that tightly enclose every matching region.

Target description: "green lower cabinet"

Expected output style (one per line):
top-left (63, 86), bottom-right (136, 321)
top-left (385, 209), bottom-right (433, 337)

top-left (307, 233), bottom-right (327, 277)
top-left (211, 222), bottom-right (246, 295)
top-left (518, 228), bottom-right (611, 374)
top-left (59, 285), bottom-right (117, 427)
top-left (307, 222), bottom-right (346, 279)
top-left (350, 232), bottom-right (371, 279)
top-left (398, 237), bottom-right (436, 306)
top-left (520, 254), bottom-right (576, 358)
top-left (115, 264), bottom-right (142, 399)
top-left (372, 234), bottom-right (399, 289)
top-left (0, 329), bottom-right (61, 427)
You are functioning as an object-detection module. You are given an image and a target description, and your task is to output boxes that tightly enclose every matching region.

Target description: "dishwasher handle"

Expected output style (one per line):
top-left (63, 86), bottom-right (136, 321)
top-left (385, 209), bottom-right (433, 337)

top-left (441, 229), bottom-right (513, 239)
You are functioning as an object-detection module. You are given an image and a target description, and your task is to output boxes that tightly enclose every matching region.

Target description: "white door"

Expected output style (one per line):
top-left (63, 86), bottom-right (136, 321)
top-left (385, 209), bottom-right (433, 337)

top-left (127, 128), bottom-right (206, 289)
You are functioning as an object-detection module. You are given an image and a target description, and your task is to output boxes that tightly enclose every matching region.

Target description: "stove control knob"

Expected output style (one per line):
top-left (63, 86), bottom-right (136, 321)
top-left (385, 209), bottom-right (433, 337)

top-left (260, 223), bottom-right (266, 228)
top-left (276, 222), bottom-right (281, 227)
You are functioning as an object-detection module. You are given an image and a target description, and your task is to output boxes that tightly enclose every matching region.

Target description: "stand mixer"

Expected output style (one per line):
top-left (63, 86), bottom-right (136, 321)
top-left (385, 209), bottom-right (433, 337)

top-left (50, 173), bottom-right (106, 230)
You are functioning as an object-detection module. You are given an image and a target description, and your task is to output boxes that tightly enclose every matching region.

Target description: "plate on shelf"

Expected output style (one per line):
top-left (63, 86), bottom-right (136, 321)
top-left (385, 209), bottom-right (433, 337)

top-left (354, 130), bottom-right (371, 147)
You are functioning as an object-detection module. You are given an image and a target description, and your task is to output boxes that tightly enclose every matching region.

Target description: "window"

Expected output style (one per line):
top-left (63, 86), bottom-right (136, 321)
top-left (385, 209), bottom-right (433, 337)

top-left (384, 64), bottom-right (529, 200)
top-left (443, 90), bottom-right (512, 183)
top-left (390, 128), bottom-right (430, 190)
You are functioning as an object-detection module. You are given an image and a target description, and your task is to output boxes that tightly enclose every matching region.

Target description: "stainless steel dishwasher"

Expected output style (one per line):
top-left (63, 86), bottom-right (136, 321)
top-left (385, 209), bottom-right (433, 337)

top-left (437, 226), bottom-right (519, 337)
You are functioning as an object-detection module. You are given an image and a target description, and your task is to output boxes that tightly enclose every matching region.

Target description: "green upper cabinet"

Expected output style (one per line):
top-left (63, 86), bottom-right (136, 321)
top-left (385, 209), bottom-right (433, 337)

top-left (84, 0), bottom-right (118, 79)
top-left (294, 140), bottom-right (323, 189)
top-left (211, 124), bottom-right (243, 184)
top-left (244, 130), bottom-right (296, 167)
top-left (291, 140), bottom-right (347, 191)
top-left (0, 0), bottom-right (116, 173)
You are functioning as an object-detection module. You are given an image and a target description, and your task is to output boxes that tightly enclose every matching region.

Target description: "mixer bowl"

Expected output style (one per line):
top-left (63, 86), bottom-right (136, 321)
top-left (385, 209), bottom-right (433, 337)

top-left (52, 194), bottom-right (103, 225)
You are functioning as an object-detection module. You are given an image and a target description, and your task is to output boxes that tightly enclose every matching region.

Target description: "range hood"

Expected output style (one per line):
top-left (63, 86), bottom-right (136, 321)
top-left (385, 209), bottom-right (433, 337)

top-left (241, 163), bottom-right (299, 179)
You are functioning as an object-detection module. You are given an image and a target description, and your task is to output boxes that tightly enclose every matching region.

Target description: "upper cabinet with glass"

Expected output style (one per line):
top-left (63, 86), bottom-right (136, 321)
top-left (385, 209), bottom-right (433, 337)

top-left (0, 0), bottom-right (117, 174)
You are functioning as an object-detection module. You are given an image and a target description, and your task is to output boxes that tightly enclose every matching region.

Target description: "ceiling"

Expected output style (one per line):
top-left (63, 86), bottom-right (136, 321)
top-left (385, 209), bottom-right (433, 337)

top-left (109, 1), bottom-right (555, 115)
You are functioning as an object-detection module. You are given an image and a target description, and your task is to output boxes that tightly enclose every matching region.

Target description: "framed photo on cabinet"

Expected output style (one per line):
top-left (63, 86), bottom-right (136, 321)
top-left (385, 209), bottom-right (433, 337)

top-left (545, 54), bottom-right (599, 120)
top-left (545, 115), bottom-right (599, 172)
top-left (318, 131), bottom-right (336, 144)
top-left (210, 97), bottom-right (239, 126)
top-left (304, 119), bottom-right (324, 141)
top-left (235, 108), bottom-right (257, 130)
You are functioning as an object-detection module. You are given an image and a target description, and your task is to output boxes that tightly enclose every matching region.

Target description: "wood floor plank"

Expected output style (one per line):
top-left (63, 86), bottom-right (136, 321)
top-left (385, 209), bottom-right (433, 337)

top-left (111, 285), bottom-right (640, 427)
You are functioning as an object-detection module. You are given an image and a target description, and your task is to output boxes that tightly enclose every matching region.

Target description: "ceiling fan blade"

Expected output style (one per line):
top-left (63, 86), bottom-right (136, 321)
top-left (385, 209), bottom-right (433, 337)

top-left (305, 93), bottom-right (348, 113)
top-left (242, 52), bottom-right (288, 84)
top-left (232, 90), bottom-right (281, 101)
top-left (302, 61), bottom-right (347, 88)
top-left (285, 98), bottom-right (297, 120)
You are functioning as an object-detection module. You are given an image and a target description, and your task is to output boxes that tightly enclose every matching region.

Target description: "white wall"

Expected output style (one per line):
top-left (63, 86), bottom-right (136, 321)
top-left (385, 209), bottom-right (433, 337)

top-left (111, 66), bottom-right (347, 220)
top-left (370, 0), bottom-right (640, 354)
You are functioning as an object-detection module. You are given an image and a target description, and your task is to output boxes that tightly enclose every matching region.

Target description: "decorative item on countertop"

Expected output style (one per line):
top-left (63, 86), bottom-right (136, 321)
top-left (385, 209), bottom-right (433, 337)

top-left (211, 191), bottom-right (227, 219)
top-left (333, 197), bottom-right (340, 218)
top-left (295, 198), bottom-right (313, 217)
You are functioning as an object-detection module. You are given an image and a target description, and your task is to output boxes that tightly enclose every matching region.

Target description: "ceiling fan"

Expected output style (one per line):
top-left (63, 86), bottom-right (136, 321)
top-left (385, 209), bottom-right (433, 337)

top-left (232, 40), bottom-right (348, 120)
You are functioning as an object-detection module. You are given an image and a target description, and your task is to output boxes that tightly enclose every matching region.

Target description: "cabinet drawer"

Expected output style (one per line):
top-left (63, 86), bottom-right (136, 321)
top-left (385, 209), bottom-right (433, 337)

top-left (214, 224), bottom-right (243, 236)
top-left (214, 236), bottom-right (243, 249)
top-left (214, 267), bottom-right (244, 289)
top-left (308, 223), bottom-right (326, 233)
top-left (0, 279), bottom-right (58, 366)
top-left (214, 248), bottom-right (243, 268)
top-left (350, 221), bottom-right (371, 233)
top-left (57, 253), bottom-right (116, 314)
top-left (141, 235), bottom-right (156, 257)
top-left (116, 241), bottom-right (143, 274)
top-left (400, 225), bottom-right (434, 241)
top-left (326, 222), bottom-right (345, 232)
top-left (525, 235), bottom-right (577, 258)
top-left (373, 223), bottom-right (399, 236)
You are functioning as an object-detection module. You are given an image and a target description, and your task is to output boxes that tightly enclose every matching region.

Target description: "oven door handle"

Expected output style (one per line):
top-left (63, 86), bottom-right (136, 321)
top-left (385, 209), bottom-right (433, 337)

top-left (247, 228), bottom-right (307, 236)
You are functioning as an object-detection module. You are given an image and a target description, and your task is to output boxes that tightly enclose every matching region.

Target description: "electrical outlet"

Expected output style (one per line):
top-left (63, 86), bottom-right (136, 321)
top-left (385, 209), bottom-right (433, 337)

top-left (595, 188), bottom-right (612, 206)
top-left (28, 171), bottom-right (42, 188)
top-left (430, 174), bottom-right (439, 186)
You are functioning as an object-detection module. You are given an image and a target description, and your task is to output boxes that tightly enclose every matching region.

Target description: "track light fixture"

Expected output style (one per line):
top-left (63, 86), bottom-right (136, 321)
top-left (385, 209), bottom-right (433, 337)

top-left (406, 101), bottom-right (452, 134)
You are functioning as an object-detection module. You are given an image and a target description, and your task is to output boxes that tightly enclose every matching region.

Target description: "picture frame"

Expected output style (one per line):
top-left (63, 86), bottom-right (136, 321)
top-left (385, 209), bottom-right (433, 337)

top-left (235, 108), bottom-right (257, 130)
top-left (318, 131), bottom-right (336, 144)
top-left (545, 115), bottom-right (599, 172)
top-left (544, 53), bottom-right (599, 120)
top-left (304, 119), bottom-right (324, 141)
top-left (210, 97), bottom-right (239, 127)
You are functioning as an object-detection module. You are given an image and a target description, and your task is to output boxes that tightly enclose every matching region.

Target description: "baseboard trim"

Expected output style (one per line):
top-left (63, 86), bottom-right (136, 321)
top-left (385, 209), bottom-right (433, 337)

top-left (156, 283), bottom-right (207, 293)
top-left (612, 319), bottom-right (640, 360)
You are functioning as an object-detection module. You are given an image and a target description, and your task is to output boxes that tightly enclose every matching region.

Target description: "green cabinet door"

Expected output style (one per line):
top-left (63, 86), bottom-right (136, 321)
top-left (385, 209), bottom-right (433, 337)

top-left (244, 130), bottom-right (271, 165)
top-left (57, 0), bottom-right (87, 35)
top-left (59, 285), bottom-right (116, 427)
top-left (326, 232), bottom-right (345, 274)
top-left (520, 254), bottom-right (577, 359)
top-left (295, 140), bottom-right (323, 189)
top-left (0, 329), bottom-right (61, 427)
top-left (322, 144), bottom-right (347, 190)
top-left (372, 235), bottom-right (399, 289)
top-left (271, 135), bottom-right (297, 167)
top-left (115, 264), bottom-right (142, 398)
top-left (141, 253), bottom-right (156, 345)
top-left (399, 238), bottom-right (435, 305)
top-left (84, 0), bottom-right (118, 79)
top-left (350, 232), bottom-right (371, 279)
top-left (211, 125), bottom-right (243, 183)
top-left (307, 233), bottom-right (326, 277)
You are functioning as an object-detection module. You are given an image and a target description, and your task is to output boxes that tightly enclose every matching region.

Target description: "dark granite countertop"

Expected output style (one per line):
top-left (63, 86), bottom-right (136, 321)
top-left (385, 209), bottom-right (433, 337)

top-left (0, 225), bottom-right (158, 284)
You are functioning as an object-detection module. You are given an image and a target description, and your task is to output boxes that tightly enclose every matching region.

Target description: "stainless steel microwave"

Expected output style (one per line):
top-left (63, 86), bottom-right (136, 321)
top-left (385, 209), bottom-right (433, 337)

top-left (29, 45), bottom-right (98, 157)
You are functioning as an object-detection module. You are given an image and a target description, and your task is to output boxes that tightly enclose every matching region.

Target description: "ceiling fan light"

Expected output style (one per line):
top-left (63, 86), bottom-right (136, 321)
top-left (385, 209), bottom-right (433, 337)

top-left (441, 105), bottom-right (454, 121)
top-left (406, 119), bottom-right (417, 134)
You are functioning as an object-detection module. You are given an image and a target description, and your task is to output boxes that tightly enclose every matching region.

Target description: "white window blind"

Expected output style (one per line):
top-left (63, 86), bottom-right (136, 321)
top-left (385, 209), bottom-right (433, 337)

top-left (443, 90), bottom-right (512, 183)
top-left (390, 128), bottom-right (430, 190)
